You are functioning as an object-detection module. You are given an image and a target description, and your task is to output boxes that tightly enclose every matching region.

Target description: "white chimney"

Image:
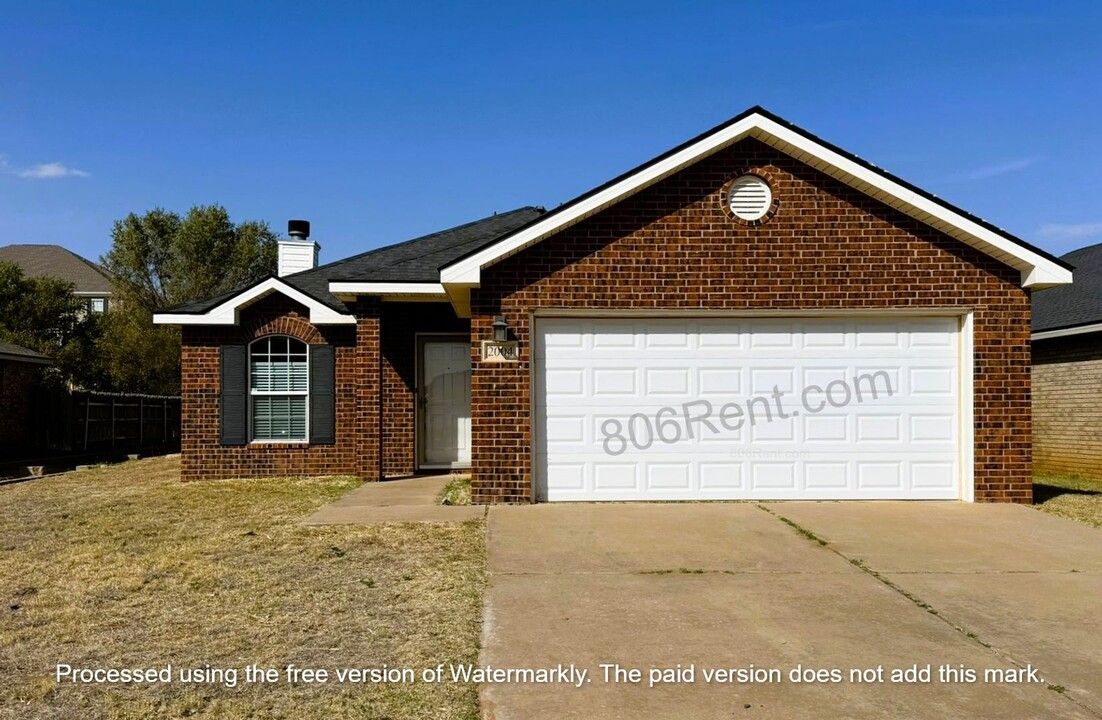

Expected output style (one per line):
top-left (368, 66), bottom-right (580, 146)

top-left (278, 219), bottom-right (319, 277)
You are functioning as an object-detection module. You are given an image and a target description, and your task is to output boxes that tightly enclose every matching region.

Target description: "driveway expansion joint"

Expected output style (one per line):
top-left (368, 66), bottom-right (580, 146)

top-left (756, 503), bottom-right (1102, 718)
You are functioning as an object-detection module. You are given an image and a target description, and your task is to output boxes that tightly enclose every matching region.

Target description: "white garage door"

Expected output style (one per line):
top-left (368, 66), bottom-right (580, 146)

top-left (534, 316), bottom-right (963, 501)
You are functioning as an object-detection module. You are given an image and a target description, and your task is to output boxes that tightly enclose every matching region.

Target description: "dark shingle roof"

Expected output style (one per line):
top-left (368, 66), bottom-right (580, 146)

top-left (161, 207), bottom-right (544, 314)
top-left (0, 339), bottom-right (51, 364)
top-left (0, 245), bottom-right (113, 294)
top-left (1033, 244), bottom-right (1102, 333)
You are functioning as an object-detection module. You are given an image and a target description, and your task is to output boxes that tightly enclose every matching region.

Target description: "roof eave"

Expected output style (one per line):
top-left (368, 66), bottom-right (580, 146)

top-left (0, 352), bottom-right (52, 365)
top-left (1032, 321), bottom-right (1102, 341)
top-left (438, 109), bottom-right (1072, 291)
top-left (153, 277), bottom-right (356, 326)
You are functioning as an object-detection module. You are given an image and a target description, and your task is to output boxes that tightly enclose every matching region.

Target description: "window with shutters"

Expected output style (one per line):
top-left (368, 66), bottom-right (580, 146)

top-left (249, 336), bottom-right (309, 441)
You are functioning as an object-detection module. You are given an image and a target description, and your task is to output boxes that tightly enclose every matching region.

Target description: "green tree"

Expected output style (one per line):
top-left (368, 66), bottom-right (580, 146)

top-left (0, 261), bottom-right (108, 390)
top-left (98, 205), bottom-right (278, 394)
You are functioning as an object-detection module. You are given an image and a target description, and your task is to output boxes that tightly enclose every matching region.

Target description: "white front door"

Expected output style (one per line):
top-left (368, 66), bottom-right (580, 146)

top-left (420, 340), bottom-right (471, 468)
top-left (534, 316), bottom-right (964, 501)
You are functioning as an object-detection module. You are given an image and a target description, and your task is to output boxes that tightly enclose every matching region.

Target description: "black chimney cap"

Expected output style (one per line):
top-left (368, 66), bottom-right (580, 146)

top-left (288, 219), bottom-right (310, 238)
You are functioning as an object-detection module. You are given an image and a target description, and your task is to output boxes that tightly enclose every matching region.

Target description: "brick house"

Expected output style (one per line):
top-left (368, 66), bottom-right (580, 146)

top-left (0, 340), bottom-right (51, 458)
top-left (155, 107), bottom-right (1072, 503)
top-left (1032, 243), bottom-right (1102, 478)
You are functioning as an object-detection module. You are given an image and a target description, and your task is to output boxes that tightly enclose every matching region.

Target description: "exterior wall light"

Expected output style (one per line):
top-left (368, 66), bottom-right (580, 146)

top-left (491, 316), bottom-right (509, 342)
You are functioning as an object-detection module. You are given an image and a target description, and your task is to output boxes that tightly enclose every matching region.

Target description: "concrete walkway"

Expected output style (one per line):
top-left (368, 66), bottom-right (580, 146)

top-left (301, 475), bottom-right (484, 524)
top-left (480, 502), bottom-right (1102, 719)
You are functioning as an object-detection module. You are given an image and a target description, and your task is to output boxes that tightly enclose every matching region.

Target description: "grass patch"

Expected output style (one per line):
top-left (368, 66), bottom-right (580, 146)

top-left (440, 475), bottom-right (472, 506)
top-left (0, 456), bottom-right (486, 719)
top-left (1034, 474), bottom-right (1102, 528)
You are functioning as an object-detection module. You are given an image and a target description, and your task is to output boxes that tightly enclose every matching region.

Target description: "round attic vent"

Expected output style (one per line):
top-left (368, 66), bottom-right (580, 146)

top-left (727, 175), bottom-right (773, 221)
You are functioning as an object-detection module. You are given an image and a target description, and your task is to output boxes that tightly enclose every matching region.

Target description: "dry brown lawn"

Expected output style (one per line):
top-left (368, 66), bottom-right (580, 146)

top-left (1034, 474), bottom-right (1102, 528)
top-left (0, 456), bottom-right (486, 719)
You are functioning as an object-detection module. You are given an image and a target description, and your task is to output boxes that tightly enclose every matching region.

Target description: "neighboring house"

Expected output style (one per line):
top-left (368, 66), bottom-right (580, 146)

top-left (0, 340), bottom-right (51, 457)
top-left (1032, 243), bottom-right (1102, 479)
top-left (0, 244), bottom-right (113, 314)
top-left (154, 107), bottom-right (1072, 504)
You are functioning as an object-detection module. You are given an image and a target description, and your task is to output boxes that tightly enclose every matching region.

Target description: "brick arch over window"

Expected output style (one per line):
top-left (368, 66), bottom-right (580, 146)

top-left (243, 314), bottom-right (324, 345)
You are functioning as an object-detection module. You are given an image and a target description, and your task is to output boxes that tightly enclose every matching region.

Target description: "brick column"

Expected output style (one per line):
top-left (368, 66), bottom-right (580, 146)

top-left (356, 298), bottom-right (382, 481)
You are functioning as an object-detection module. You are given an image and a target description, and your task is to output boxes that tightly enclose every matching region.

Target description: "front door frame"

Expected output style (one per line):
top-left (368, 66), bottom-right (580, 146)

top-left (415, 333), bottom-right (472, 471)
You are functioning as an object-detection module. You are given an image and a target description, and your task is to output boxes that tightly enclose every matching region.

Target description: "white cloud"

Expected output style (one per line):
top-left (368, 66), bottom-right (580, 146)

top-left (16, 162), bottom-right (90, 179)
top-left (1037, 222), bottom-right (1102, 241)
top-left (954, 157), bottom-right (1038, 182)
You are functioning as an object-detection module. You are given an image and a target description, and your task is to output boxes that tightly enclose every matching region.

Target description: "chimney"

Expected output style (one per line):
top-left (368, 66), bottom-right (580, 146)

top-left (277, 219), bottom-right (320, 277)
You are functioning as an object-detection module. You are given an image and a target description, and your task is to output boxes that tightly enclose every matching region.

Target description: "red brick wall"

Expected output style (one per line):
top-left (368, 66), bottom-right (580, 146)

top-left (381, 303), bottom-right (469, 476)
top-left (180, 293), bottom-right (378, 481)
top-left (1032, 334), bottom-right (1102, 479)
top-left (0, 359), bottom-right (40, 455)
top-left (470, 137), bottom-right (1032, 504)
top-left (178, 296), bottom-right (470, 482)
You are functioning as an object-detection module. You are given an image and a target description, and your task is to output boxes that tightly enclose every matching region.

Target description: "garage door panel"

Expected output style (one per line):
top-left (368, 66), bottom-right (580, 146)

top-left (908, 367), bottom-right (956, 396)
top-left (535, 316), bottom-right (963, 501)
top-left (535, 454), bottom-right (961, 501)
top-left (593, 463), bottom-right (638, 492)
top-left (911, 462), bottom-right (957, 489)
top-left (592, 367), bottom-right (637, 396)
top-left (910, 414), bottom-right (957, 443)
top-left (538, 411), bottom-right (956, 457)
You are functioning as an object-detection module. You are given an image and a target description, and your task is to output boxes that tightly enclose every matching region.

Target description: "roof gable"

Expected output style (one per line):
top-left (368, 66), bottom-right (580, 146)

top-left (439, 107), bottom-right (1072, 293)
top-left (153, 208), bottom-right (542, 324)
top-left (153, 276), bottom-right (356, 326)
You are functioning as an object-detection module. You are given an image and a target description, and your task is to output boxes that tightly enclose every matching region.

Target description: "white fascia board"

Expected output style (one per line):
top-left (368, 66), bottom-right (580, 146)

top-left (749, 117), bottom-right (1072, 288)
top-left (438, 111), bottom-right (1071, 290)
top-left (152, 277), bottom-right (356, 326)
top-left (1031, 322), bottom-right (1102, 341)
top-left (328, 282), bottom-right (447, 296)
top-left (1021, 265), bottom-right (1074, 290)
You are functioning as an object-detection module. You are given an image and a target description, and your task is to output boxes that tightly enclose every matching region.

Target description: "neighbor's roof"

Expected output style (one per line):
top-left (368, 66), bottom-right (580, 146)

top-left (0, 244), bottom-right (113, 295)
top-left (1033, 243), bottom-right (1102, 336)
top-left (0, 339), bottom-right (51, 365)
top-left (159, 206), bottom-right (544, 316)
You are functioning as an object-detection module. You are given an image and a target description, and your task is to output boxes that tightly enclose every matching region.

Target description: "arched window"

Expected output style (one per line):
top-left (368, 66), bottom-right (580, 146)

top-left (250, 336), bottom-right (309, 441)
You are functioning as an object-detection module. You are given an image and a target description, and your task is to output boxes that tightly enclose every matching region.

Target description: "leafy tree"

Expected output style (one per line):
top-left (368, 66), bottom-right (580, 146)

top-left (0, 261), bottom-right (108, 390)
top-left (98, 205), bottom-right (279, 395)
top-left (103, 205), bottom-right (278, 311)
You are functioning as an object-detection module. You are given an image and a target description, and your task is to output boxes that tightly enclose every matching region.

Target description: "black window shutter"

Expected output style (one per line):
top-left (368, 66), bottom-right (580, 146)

top-left (220, 344), bottom-right (248, 446)
top-left (310, 344), bottom-right (336, 445)
top-left (219, 344), bottom-right (247, 443)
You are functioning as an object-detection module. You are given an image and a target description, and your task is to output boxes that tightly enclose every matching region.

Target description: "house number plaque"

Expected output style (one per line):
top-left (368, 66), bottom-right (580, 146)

top-left (481, 340), bottom-right (519, 364)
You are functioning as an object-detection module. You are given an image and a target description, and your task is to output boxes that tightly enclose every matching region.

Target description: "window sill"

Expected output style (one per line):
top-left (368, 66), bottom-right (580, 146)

top-left (249, 440), bottom-right (310, 445)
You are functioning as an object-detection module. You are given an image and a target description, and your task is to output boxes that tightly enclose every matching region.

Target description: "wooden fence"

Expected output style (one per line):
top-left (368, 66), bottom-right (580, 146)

top-left (30, 389), bottom-right (181, 455)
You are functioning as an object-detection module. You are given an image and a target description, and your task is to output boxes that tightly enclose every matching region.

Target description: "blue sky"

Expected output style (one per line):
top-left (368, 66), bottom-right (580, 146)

top-left (3, 1), bottom-right (1101, 265)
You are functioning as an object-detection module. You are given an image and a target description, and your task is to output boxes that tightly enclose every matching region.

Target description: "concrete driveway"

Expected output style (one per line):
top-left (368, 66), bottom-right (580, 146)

top-left (480, 502), bottom-right (1102, 719)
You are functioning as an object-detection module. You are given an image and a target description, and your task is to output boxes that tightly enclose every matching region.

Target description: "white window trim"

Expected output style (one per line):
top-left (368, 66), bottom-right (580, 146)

top-left (248, 337), bottom-right (310, 444)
